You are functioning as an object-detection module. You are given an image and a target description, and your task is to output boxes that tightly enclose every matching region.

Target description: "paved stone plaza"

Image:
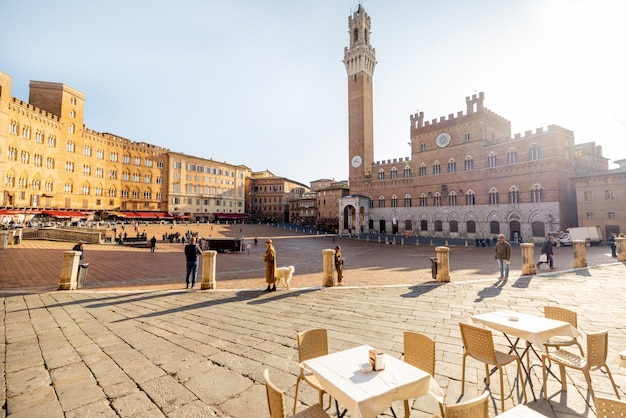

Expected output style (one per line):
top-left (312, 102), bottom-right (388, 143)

top-left (1, 225), bottom-right (625, 417)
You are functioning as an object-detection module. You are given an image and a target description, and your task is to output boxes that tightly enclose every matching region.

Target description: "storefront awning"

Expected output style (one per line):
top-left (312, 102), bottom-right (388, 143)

top-left (42, 210), bottom-right (88, 219)
top-left (213, 213), bottom-right (247, 219)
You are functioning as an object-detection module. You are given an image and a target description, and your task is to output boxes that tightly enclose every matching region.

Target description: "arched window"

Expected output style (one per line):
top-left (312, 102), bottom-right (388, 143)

top-left (488, 153), bottom-right (497, 168)
top-left (390, 167), bottom-right (398, 180)
top-left (447, 159), bottom-right (456, 173)
top-left (391, 195), bottom-right (398, 207)
top-left (448, 191), bottom-right (457, 206)
top-left (404, 194), bottom-right (412, 207)
top-left (467, 220), bottom-right (476, 233)
top-left (465, 190), bottom-right (475, 205)
top-left (490, 221), bottom-right (500, 234)
top-left (529, 144), bottom-right (541, 161)
top-left (368, 196), bottom-right (374, 208)
top-left (509, 187), bottom-right (520, 204)
top-left (450, 220), bottom-right (459, 232)
top-left (507, 148), bottom-right (517, 164)
top-left (421, 220), bottom-right (428, 232)
top-left (404, 166), bottom-right (411, 178)
top-left (531, 184), bottom-right (543, 203)
top-left (419, 163), bottom-right (427, 176)
top-left (433, 161), bottom-right (441, 175)
top-left (464, 156), bottom-right (474, 171)
top-left (489, 188), bottom-right (499, 205)
top-left (378, 196), bottom-right (385, 208)
top-left (435, 220), bottom-right (443, 231)
top-left (433, 192), bottom-right (441, 206)
top-left (420, 193), bottom-right (428, 207)
top-left (377, 169), bottom-right (385, 180)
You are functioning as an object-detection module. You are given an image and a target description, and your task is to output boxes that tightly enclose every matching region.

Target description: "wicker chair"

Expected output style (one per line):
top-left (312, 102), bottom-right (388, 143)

top-left (264, 369), bottom-right (329, 418)
top-left (445, 390), bottom-right (490, 418)
top-left (459, 322), bottom-right (527, 413)
top-left (293, 329), bottom-right (333, 415)
top-left (594, 396), bottom-right (626, 418)
top-left (542, 329), bottom-right (620, 400)
top-left (543, 306), bottom-right (584, 356)
top-left (402, 331), bottom-right (444, 417)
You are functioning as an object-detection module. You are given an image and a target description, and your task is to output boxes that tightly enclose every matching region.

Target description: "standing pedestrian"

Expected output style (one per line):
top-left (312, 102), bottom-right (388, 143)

top-left (494, 234), bottom-right (511, 280)
top-left (72, 241), bottom-right (84, 261)
top-left (537, 236), bottom-right (556, 270)
top-left (334, 245), bottom-right (345, 285)
top-left (184, 236), bottom-right (202, 288)
top-left (150, 236), bottom-right (157, 253)
top-left (263, 239), bottom-right (277, 292)
top-left (609, 233), bottom-right (617, 258)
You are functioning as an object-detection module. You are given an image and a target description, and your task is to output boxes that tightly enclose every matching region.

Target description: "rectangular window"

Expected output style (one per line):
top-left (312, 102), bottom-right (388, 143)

top-left (605, 190), bottom-right (615, 200)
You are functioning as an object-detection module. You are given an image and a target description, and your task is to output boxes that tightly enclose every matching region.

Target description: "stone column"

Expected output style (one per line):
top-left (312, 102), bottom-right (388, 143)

top-left (616, 237), bottom-right (626, 262)
top-left (322, 249), bottom-right (335, 287)
top-left (201, 250), bottom-right (217, 289)
top-left (0, 231), bottom-right (8, 249)
top-left (58, 251), bottom-right (81, 290)
top-left (435, 246), bottom-right (450, 282)
top-left (573, 240), bottom-right (587, 268)
top-left (520, 243), bottom-right (536, 275)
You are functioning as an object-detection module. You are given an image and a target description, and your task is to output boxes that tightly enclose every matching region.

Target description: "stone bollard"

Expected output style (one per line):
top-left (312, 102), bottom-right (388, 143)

top-left (201, 250), bottom-right (217, 289)
top-left (322, 249), bottom-right (335, 287)
top-left (617, 237), bottom-right (626, 262)
top-left (435, 246), bottom-right (450, 282)
top-left (573, 240), bottom-right (587, 268)
top-left (0, 231), bottom-right (8, 249)
top-left (58, 251), bottom-right (82, 290)
top-left (520, 243), bottom-right (536, 275)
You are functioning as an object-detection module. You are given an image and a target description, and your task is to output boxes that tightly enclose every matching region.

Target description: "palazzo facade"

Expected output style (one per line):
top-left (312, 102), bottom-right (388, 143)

top-left (339, 6), bottom-right (608, 243)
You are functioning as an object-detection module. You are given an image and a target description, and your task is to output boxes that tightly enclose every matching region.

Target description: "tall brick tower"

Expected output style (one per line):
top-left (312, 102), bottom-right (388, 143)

top-left (344, 5), bottom-right (376, 181)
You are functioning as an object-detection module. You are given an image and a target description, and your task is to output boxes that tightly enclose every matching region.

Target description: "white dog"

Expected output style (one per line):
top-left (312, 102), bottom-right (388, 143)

top-left (275, 266), bottom-right (295, 289)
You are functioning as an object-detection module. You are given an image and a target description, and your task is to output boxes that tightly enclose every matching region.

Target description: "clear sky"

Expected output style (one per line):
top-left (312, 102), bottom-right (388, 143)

top-left (2, 1), bottom-right (625, 185)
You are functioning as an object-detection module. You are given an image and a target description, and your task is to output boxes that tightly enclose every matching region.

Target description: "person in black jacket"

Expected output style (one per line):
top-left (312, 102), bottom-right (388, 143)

top-left (184, 236), bottom-right (202, 288)
top-left (536, 236), bottom-right (556, 270)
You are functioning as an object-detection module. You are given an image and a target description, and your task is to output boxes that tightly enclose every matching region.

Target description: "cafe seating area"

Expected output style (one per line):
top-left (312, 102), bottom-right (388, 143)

top-left (263, 303), bottom-right (626, 417)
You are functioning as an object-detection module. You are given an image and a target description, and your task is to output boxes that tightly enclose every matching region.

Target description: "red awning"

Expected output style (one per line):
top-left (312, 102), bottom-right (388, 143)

top-left (132, 212), bottom-right (157, 218)
top-left (213, 213), bottom-right (247, 219)
top-left (154, 212), bottom-right (174, 219)
top-left (42, 210), bottom-right (87, 219)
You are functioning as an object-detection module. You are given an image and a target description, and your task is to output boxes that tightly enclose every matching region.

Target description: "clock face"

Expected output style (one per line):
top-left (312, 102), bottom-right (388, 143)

top-left (436, 132), bottom-right (451, 148)
top-left (351, 155), bottom-right (362, 168)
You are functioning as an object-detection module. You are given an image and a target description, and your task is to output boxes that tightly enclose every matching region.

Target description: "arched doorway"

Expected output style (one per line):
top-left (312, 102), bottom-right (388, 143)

top-left (510, 220), bottom-right (521, 243)
top-left (343, 205), bottom-right (356, 232)
top-left (379, 219), bottom-right (386, 233)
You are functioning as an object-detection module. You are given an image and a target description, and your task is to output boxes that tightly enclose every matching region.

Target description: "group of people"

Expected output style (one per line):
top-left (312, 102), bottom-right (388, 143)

top-left (494, 234), bottom-right (558, 280)
top-left (262, 240), bottom-right (345, 292)
top-left (75, 229), bottom-right (622, 291)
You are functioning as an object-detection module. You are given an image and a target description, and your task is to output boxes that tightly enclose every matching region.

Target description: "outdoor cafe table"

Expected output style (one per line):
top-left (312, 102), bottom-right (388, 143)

top-left (472, 310), bottom-right (581, 399)
top-left (302, 345), bottom-right (444, 418)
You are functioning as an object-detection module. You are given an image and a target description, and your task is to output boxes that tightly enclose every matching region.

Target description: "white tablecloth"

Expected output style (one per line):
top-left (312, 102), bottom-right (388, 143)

top-left (472, 310), bottom-right (580, 348)
top-left (303, 345), bottom-right (443, 418)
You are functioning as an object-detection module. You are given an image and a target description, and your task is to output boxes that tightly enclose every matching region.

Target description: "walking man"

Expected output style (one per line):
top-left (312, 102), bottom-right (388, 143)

top-left (537, 236), bottom-right (557, 270)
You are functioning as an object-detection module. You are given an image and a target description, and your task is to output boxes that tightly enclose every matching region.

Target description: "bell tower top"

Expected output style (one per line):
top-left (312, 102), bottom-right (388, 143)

top-left (344, 5), bottom-right (376, 77)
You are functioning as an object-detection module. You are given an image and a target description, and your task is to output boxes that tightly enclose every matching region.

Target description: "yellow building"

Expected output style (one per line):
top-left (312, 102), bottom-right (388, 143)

top-left (166, 151), bottom-right (250, 222)
top-left (0, 71), bottom-right (247, 223)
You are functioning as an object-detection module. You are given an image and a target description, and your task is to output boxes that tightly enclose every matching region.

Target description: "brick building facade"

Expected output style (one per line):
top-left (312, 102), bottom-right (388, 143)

top-left (339, 6), bottom-right (608, 243)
